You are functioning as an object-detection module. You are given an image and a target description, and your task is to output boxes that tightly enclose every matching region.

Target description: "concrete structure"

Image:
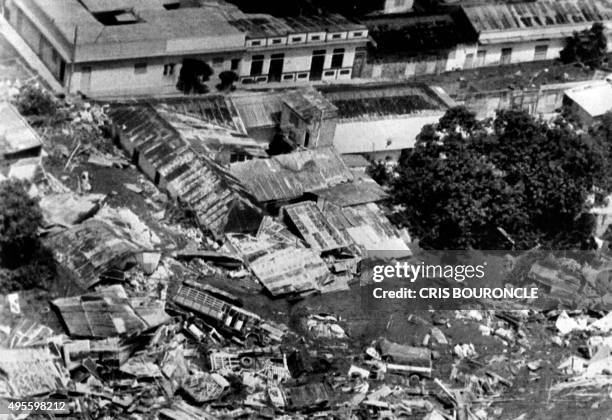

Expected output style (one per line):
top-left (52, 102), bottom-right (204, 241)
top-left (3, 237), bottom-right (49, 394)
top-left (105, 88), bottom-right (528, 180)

top-left (458, 0), bottom-right (612, 69)
top-left (378, 0), bottom-right (415, 15)
top-left (280, 88), bottom-right (338, 149)
top-left (229, 14), bottom-right (368, 85)
top-left (4, 0), bottom-right (368, 97)
top-left (563, 80), bottom-right (612, 126)
top-left (320, 82), bottom-right (453, 161)
top-left (362, 0), bottom-right (612, 80)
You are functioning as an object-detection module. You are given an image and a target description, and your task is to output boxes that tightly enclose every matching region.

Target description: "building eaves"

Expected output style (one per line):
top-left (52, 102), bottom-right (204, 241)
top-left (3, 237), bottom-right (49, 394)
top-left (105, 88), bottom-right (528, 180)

top-left (462, 0), bottom-right (612, 34)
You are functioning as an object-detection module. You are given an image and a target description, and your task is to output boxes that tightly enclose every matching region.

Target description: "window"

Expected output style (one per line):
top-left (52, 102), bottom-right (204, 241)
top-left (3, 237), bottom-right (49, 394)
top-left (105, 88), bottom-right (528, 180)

top-left (500, 47), bottom-right (512, 65)
top-left (134, 62), bottom-right (147, 74)
top-left (297, 73), bottom-right (308, 79)
top-left (534, 45), bottom-right (548, 61)
top-left (272, 38), bottom-right (282, 44)
top-left (291, 36), bottom-right (303, 42)
top-left (353, 32), bottom-right (363, 37)
top-left (475, 49), bottom-right (486, 66)
top-left (231, 58), bottom-right (240, 70)
top-left (283, 74), bottom-right (294, 80)
top-left (250, 55), bottom-right (264, 76)
top-left (163, 63), bottom-right (175, 76)
top-left (311, 35), bottom-right (321, 41)
top-left (324, 70), bottom-right (335, 76)
top-left (251, 40), bottom-right (262, 46)
top-left (331, 33), bottom-right (342, 39)
top-left (339, 69), bottom-right (350, 75)
top-left (331, 48), bottom-right (344, 68)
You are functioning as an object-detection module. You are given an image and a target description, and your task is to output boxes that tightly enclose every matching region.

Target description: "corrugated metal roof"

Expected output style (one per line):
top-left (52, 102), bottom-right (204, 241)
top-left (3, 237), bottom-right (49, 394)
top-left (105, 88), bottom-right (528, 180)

top-left (313, 177), bottom-right (388, 207)
top-left (230, 147), bottom-right (353, 202)
top-left (283, 201), bottom-right (353, 251)
top-left (108, 103), bottom-right (260, 239)
top-left (0, 101), bottom-right (42, 156)
top-left (231, 92), bottom-right (284, 129)
top-left (323, 202), bottom-right (412, 258)
top-left (463, 0), bottom-right (612, 33)
top-left (52, 285), bottom-right (169, 338)
top-left (46, 218), bottom-right (143, 289)
top-left (226, 233), bottom-right (329, 296)
top-left (228, 13), bottom-right (365, 38)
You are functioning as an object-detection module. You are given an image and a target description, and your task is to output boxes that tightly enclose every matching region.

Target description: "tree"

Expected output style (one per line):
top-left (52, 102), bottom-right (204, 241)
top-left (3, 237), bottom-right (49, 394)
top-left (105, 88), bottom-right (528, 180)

top-left (367, 160), bottom-right (391, 186)
top-left (560, 23), bottom-right (607, 68)
top-left (0, 179), bottom-right (44, 266)
top-left (216, 70), bottom-right (239, 91)
top-left (393, 107), bottom-right (604, 250)
top-left (13, 83), bottom-right (57, 117)
top-left (176, 59), bottom-right (213, 94)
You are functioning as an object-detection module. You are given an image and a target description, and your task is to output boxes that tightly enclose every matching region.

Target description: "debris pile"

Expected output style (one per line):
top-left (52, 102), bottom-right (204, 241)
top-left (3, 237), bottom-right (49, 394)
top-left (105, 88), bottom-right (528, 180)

top-left (4, 92), bottom-right (612, 419)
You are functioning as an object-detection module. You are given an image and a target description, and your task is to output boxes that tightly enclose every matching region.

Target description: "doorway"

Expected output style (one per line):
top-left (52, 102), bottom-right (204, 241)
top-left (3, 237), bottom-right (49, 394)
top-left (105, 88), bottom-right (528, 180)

top-left (268, 53), bottom-right (284, 82)
top-left (310, 50), bottom-right (325, 81)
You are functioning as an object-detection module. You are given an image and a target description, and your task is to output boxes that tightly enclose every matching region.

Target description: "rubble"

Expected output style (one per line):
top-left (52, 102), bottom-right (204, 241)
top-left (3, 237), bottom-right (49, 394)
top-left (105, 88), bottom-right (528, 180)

top-left (7, 93), bottom-right (612, 419)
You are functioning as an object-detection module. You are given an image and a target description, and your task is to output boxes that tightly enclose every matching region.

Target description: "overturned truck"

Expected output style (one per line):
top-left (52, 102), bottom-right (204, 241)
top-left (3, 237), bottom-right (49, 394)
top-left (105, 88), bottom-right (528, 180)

top-left (173, 280), bottom-right (283, 346)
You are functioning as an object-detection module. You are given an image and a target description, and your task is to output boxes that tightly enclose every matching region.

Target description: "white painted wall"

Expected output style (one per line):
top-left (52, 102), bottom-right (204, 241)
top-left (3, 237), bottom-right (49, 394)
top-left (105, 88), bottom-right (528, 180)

top-left (239, 45), bottom-right (357, 81)
top-left (382, 0), bottom-right (414, 14)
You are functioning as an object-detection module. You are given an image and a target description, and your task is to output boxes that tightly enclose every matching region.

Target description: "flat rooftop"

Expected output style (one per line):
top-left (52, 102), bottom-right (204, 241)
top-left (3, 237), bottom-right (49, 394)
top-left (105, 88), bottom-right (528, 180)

top-left (565, 81), bottom-right (612, 118)
top-left (21, 0), bottom-right (245, 60)
top-left (463, 0), bottom-right (612, 33)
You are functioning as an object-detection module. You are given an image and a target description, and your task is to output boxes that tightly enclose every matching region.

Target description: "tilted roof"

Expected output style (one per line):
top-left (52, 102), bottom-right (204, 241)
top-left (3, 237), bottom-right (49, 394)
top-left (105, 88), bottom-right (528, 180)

top-left (229, 147), bottom-right (354, 202)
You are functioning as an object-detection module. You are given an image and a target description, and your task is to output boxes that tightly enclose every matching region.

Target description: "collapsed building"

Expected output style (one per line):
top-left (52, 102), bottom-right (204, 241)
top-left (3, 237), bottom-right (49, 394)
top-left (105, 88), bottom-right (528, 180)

top-left (107, 99), bottom-right (263, 240)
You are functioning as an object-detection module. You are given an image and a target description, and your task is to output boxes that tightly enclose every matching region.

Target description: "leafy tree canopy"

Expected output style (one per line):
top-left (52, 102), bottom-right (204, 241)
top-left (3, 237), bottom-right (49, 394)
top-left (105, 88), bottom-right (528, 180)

top-left (560, 22), bottom-right (608, 68)
top-left (176, 59), bottom-right (213, 94)
top-left (393, 106), bottom-right (605, 250)
top-left (0, 179), bottom-right (44, 266)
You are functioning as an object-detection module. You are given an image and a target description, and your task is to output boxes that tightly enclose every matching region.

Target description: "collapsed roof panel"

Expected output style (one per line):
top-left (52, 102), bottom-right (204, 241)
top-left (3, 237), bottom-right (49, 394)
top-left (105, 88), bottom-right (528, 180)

top-left (313, 177), bottom-right (388, 207)
top-left (107, 102), bottom-right (261, 239)
top-left (323, 203), bottom-right (412, 259)
top-left (227, 234), bottom-right (329, 296)
top-left (0, 347), bottom-right (70, 398)
top-left (283, 201), bottom-right (353, 252)
top-left (52, 285), bottom-right (169, 338)
top-left (230, 147), bottom-right (354, 203)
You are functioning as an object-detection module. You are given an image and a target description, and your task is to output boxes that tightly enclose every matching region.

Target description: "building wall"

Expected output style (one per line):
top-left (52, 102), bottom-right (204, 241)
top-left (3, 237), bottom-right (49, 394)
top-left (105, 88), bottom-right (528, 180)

top-left (382, 0), bottom-right (414, 14)
top-left (239, 44), bottom-right (358, 84)
top-left (8, 4), bottom-right (67, 83)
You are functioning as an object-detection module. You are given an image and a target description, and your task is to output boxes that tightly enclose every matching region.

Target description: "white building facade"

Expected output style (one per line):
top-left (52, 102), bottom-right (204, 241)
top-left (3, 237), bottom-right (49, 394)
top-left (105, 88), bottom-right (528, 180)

top-left (5, 0), bottom-right (368, 97)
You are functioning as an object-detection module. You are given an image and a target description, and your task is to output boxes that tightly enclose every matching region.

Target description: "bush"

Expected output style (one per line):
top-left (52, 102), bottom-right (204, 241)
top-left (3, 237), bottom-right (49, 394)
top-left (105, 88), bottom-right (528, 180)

top-left (217, 71), bottom-right (238, 91)
top-left (13, 83), bottom-right (57, 117)
top-left (0, 179), bottom-right (44, 267)
top-left (367, 161), bottom-right (391, 186)
top-left (176, 59), bottom-right (213, 94)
